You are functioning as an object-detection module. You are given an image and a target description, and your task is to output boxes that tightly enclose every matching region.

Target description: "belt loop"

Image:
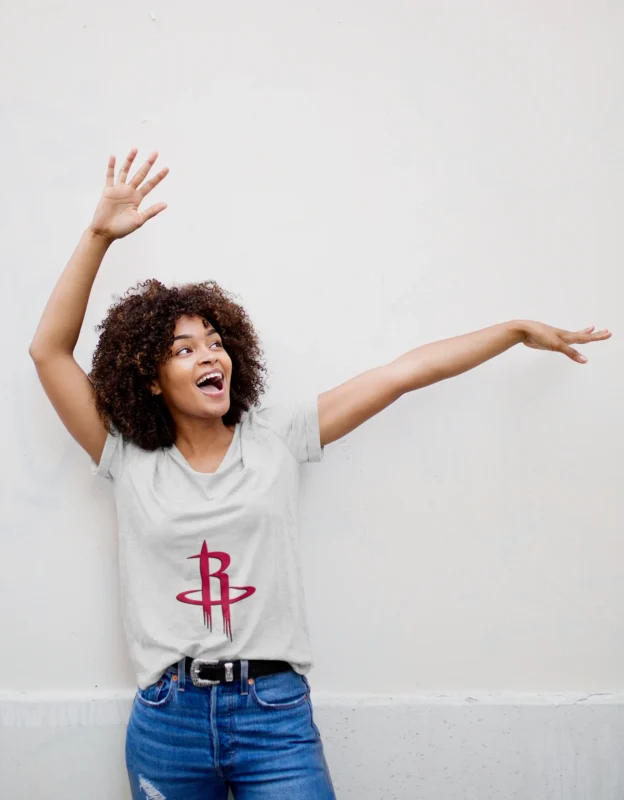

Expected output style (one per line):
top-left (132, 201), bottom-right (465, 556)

top-left (240, 659), bottom-right (249, 696)
top-left (177, 657), bottom-right (186, 692)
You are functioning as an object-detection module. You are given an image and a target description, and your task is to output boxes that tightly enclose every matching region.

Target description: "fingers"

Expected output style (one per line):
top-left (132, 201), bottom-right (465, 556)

top-left (129, 151), bottom-right (159, 189)
top-left (564, 327), bottom-right (612, 344)
top-left (138, 202), bottom-right (168, 226)
top-left (589, 328), bottom-right (612, 340)
top-left (139, 166), bottom-right (169, 197)
top-left (105, 155), bottom-right (116, 188)
top-left (106, 148), bottom-right (168, 193)
top-left (560, 343), bottom-right (587, 363)
top-left (117, 148), bottom-right (139, 184)
top-left (556, 323), bottom-right (613, 363)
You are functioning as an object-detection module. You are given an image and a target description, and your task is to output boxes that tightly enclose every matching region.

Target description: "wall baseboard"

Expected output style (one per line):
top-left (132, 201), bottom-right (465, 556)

top-left (2, 690), bottom-right (623, 799)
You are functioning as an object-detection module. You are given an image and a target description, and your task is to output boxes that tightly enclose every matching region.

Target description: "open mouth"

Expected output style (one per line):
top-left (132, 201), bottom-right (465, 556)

top-left (196, 370), bottom-right (225, 396)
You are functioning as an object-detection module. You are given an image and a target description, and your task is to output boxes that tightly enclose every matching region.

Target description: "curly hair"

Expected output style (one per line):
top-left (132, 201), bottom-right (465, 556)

top-left (89, 280), bottom-right (267, 450)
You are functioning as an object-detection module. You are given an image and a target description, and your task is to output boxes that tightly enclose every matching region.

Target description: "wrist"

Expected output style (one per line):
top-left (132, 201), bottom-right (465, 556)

top-left (86, 225), bottom-right (115, 247)
top-left (507, 319), bottom-right (531, 343)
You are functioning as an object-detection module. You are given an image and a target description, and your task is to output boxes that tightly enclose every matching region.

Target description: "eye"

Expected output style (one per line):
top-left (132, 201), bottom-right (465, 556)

top-left (176, 346), bottom-right (192, 355)
top-left (209, 341), bottom-right (222, 349)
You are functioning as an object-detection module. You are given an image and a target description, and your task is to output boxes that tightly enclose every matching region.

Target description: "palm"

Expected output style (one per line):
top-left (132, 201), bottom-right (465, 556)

top-left (89, 149), bottom-right (169, 241)
top-left (93, 184), bottom-right (144, 238)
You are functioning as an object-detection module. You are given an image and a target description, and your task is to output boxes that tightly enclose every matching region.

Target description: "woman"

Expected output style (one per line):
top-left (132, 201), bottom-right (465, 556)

top-left (29, 149), bottom-right (611, 800)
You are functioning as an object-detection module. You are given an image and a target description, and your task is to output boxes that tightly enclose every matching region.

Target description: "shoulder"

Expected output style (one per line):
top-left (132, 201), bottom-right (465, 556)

top-left (242, 399), bottom-right (323, 464)
top-left (91, 425), bottom-right (161, 482)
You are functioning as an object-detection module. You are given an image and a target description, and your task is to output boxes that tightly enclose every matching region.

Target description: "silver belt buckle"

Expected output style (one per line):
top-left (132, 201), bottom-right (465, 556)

top-left (190, 659), bottom-right (235, 687)
top-left (190, 659), bottom-right (220, 687)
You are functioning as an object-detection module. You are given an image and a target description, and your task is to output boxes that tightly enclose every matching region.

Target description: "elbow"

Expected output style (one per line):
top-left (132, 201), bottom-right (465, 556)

top-left (29, 340), bottom-right (55, 364)
top-left (28, 342), bottom-right (43, 363)
top-left (391, 358), bottom-right (442, 395)
top-left (29, 341), bottom-right (76, 366)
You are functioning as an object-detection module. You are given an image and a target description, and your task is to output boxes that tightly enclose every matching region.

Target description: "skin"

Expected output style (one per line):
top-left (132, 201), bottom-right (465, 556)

top-left (152, 315), bottom-right (235, 472)
top-left (29, 148), bottom-right (612, 474)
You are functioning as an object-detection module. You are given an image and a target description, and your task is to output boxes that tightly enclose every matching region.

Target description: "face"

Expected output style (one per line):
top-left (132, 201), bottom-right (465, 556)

top-left (151, 314), bottom-right (233, 421)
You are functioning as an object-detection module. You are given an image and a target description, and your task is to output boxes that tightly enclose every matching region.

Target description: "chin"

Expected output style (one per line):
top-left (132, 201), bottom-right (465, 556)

top-left (199, 396), bottom-right (231, 419)
top-left (169, 391), bottom-right (232, 421)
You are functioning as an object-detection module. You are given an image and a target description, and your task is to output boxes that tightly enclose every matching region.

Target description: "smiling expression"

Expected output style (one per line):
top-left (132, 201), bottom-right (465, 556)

top-left (151, 314), bottom-right (233, 420)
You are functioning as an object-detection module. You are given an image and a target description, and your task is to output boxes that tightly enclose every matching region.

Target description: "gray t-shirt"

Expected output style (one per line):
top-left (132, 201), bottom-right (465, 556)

top-left (92, 400), bottom-right (323, 689)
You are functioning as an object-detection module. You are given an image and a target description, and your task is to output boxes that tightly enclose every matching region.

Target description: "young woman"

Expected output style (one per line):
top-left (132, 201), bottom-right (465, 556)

top-left (30, 149), bottom-right (611, 800)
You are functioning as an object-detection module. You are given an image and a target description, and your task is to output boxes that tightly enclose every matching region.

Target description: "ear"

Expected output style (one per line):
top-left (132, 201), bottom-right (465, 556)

top-left (150, 380), bottom-right (163, 396)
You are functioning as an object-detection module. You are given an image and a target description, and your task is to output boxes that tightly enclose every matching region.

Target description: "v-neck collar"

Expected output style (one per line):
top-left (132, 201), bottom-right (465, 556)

top-left (170, 424), bottom-right (240, 476)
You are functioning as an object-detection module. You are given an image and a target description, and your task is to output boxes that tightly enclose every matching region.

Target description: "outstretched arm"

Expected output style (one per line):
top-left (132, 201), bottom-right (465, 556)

top-left (29, 149), bottom-right (168, 463)
top-left (317, 320), bottom-right (612, 447)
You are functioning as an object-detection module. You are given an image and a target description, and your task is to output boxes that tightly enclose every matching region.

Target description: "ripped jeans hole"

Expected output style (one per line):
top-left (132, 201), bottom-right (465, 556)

top-left (139, 775), bottom-right (166, 800)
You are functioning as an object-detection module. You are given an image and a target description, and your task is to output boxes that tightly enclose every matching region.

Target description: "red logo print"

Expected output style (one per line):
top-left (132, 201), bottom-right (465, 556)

top-left (176, 541), bottom-right (256, 640)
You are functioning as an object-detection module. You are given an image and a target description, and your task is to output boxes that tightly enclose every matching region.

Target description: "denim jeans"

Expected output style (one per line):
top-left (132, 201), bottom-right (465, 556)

top-left (126, 658), bottom-right (336, 799)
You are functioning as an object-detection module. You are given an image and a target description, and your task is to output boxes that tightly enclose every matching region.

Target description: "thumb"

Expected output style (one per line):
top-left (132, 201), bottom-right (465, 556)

top-left (138, 202), bottom-right (168, 227)
top-left (560, 343), bottom-right (587, 363)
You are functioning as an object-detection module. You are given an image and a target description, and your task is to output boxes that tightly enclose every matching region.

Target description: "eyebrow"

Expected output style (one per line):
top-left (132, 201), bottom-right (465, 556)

top-left (173, 327), bottom-right (219, 342)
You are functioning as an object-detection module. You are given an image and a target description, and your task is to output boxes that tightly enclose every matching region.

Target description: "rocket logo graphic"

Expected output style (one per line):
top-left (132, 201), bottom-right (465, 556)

top-left (176, 541), bottom-right (256, 640)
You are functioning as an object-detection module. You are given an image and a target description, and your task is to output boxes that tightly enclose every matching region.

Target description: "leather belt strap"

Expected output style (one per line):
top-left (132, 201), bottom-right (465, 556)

top-left (183, 657), bottom-right (291, 687)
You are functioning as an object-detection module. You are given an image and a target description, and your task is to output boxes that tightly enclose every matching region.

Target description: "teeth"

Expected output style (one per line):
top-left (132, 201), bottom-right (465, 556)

top-left (196, 371), bottom-right (223, 387)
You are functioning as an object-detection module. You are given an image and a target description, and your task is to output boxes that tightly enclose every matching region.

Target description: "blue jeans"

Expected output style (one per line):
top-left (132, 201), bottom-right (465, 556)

top-left (126, 659), bottom-right (336, 799)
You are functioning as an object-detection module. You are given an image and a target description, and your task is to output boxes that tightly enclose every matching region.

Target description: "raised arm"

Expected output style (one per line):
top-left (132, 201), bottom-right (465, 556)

top-left (317, 319), bottom-right (612, 447)
top-left (29, 149), bottom-right (169, 463)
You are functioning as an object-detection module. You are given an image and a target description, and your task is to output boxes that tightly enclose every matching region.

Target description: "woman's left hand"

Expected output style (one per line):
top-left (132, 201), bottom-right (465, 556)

top-left (522, 321), bottom-right (612, 363)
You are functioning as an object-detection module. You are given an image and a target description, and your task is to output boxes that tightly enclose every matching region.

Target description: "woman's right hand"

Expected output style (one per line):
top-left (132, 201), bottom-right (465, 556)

top-left (89, 148), bottom-right (169, 242)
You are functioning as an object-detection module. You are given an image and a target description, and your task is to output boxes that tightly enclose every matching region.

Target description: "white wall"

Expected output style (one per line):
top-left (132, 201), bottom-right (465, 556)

top-left (1, 0), bottom-right (622, 797)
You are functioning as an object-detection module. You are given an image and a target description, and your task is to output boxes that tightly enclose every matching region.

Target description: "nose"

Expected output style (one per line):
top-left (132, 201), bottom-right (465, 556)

top-left (197, 345), bottom-right (217, 365)
top-left (198, 350), bottom-right (216, 364)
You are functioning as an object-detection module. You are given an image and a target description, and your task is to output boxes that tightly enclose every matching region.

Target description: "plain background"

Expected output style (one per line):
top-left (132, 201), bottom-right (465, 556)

top-left (1, 1), bottom-right (622, 797)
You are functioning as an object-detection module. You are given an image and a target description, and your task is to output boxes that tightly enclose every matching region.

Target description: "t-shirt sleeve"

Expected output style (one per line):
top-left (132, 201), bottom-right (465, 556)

top-left (255, 398), bottom-right (324, 464)
top-left (90, 426), bottom-right (130, 482)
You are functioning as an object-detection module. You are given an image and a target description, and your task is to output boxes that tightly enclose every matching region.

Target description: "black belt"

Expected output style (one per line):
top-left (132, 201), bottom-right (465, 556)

top-left (182, 657), bottom-right (291, 687)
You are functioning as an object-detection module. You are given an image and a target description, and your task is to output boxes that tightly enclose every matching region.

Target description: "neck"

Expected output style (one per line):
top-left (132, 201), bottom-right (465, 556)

top-left (173, 415), bottom-right (233, 458)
